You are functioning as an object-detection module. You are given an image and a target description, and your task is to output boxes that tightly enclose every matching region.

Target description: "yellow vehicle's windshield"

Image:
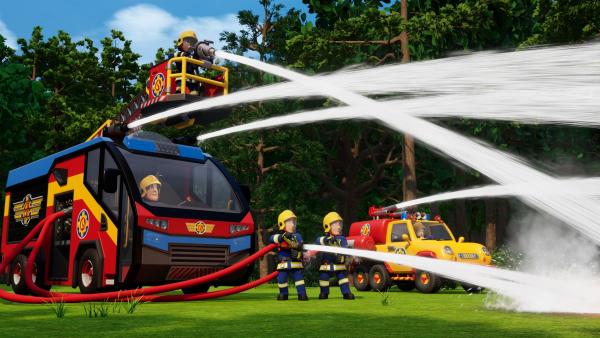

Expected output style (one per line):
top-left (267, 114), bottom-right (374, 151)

top-left (413, 222), bottom-right (453, 240)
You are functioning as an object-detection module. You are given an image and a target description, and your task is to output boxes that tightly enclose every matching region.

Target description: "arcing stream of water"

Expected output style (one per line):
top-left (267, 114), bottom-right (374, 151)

top-left (384, 178), bottom-right (600, 211)
top-left (306, 244), bottom-right (600, 314)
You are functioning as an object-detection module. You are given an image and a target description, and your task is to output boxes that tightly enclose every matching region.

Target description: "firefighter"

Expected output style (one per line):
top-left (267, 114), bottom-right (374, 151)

top-left (269, 210), bottom-right (308, 301)
top-left (315, 212), bottom-right (355, 300)
top-left (171, 30), bottom-right (216, 95)
top-left (139, 175), bottom-right (161, 202)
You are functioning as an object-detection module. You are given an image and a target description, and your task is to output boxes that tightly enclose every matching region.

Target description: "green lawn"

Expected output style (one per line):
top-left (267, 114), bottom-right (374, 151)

top-left (1, 284), bottom-right (599, 337)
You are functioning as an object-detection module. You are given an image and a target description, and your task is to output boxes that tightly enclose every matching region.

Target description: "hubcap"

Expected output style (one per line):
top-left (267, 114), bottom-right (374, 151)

top-left (32, 263), bottom-right (37, 284)
top-left (420, 272), bottom-right (429, 285)
top-left (81, 259), bottom-right (94, 288)
top-left (13, 263), bottom-right (22, 285)
top-left (357, 273), bottom-right (364, 284)
top-left (373, 272), bottom-right (381, 284)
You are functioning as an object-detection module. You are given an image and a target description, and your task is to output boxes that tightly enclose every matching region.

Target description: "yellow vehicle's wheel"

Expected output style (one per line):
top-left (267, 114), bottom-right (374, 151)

top-left (414, 270), bottom-right (442, 293)
top-left (352, 265), bottom-right (371, 291)
top-left (368, 265), bottom-right (390, 291)
top-left (462, 283), bottom-right (484, 293)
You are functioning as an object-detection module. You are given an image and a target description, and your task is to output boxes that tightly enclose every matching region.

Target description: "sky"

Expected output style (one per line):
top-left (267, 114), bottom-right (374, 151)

top-left (0, 0), bottom-right (309, 63)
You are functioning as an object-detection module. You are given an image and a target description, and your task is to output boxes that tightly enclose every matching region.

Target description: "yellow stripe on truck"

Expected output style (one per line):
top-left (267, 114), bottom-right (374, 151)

top-left (47, 173), bottom-right (117, 245)
top-left (4, 193), bottom-right (10, 218)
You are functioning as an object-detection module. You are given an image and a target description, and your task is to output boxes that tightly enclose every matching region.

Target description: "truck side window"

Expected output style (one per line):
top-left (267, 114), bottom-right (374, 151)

top-left (102, 151), bottom-right (121, 219)
top-left (391, 223), bottom-right (409, 242)
top-left (85, 148), bottom-right (101, 195)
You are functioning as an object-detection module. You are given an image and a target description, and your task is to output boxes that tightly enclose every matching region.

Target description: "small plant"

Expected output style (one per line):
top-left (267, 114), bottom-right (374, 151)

top-left (98, 301), bottom-right (109, 318)
top-left (112, 298), bottom-right (122, 314)
top-left (84, 302), bottom-right (108, 318)
top-left (83, 303), bottom-right (96, 318)
top-left (46, 297), bottom-right (66, 318)
top-left (377, 288), bottom-right (391, 306)
top-left (125, 295), bottom-right (144, 314)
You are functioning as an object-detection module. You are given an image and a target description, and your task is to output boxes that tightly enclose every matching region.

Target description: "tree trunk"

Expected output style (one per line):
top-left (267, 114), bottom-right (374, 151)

top-left (402, 135), bottom-right (417, 202)
top-left (400, 0), bottom-right (416, 203)
top-left (400, 0), bottom-right (410, 63)
top-left (454, 199), bottom-right (468, 239)
top-left (496, 199), bottom-right (509, 247)
top-left (485, 199), bottom-right (497, 251)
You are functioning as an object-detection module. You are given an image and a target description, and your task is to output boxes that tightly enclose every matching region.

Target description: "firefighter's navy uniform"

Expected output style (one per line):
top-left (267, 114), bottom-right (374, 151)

top-left (171, 31), bottom-right (215, 95)
top-left (269, 210), bottom-right (308, 301)
top-left (315, 212), bottom-right (355, 300)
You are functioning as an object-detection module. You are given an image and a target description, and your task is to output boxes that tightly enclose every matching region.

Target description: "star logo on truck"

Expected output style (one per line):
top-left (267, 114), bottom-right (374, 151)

top-left (13, 194), bottom-right (43, 226)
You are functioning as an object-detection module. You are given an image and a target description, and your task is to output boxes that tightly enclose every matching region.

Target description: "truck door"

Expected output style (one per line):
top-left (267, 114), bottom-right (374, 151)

top-left (49, 192), bottom-right (73, 280)
top-left (117, 181), bottom-right (134, 284)
top-left (388, 221), bottom-right (412, 272)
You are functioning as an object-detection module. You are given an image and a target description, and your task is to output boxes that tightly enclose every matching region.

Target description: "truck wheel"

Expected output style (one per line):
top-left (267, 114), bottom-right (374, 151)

top-left (462, 283), bottom-right (484, 293)
top-left (78, 249), bottom-right (101, 294)
top-left (415, 270), bottom-right (442, 294)
top-left (10, 254), bottom-right (29, 295)
top-left (182, 284), bottom-right (210, 294)
top-left (369, 265), bottom-right (390, 291)
top-left (397, 281), bottom-right (415, 292)
top-left (352, 265), bottom-right (371, 291)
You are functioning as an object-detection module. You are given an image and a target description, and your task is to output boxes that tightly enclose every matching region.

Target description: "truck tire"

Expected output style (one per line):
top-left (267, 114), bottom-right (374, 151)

top-left (78, 248), bottom-right (101, 294)
top-left (462, 283), bottom-right (484, 293)
top-left (182, 284), bottom-right (210, 294)
top-left (369, 265), bottom-right (390, 291)
top-left (397, 281), bottom-right (415, 292)
top-left (10, 254), bottom-right (29, 295)
top-left (415, 270), bottom-right (442, 294)
top-left (352, 265), bottom-right (371, 291)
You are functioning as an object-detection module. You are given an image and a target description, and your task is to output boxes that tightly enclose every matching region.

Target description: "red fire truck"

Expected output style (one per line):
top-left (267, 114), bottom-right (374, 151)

top-left (1, 54), bottom-right (255, 295)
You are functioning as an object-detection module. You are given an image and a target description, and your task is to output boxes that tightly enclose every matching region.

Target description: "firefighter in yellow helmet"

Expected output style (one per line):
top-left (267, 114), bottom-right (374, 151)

top-left (139, 175), bottom-right (161, 202)
top-left (269, 210), bottom-right (308, 301)
top-left (171, 30), bottom-right (216, 95)
top-left (314, 211), bottom-right (355, 300)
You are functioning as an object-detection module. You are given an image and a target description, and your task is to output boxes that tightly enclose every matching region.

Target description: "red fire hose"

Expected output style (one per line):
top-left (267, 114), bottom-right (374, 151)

top-left (1, 211), bottom-right (278, 303)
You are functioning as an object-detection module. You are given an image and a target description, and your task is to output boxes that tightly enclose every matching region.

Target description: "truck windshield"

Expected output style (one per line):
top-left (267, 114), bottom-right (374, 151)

top-left (119, 148), bottom-right (242, 213)
top-left (413, 222), bottom-right (453, 240)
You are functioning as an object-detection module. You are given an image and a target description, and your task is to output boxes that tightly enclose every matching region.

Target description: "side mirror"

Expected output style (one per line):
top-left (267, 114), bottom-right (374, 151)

top-left (402, 234), bottom-right (410, 242)
top-left (103, 169), bottom-right (120, 194)
top-left (458, 236), bottom-right (465, 243)
top-left (53, 168), bottom-right (68, 186)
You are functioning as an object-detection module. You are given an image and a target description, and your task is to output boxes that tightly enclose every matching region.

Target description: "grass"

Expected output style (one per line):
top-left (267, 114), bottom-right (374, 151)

top-left (2, 284), bottom-right (600, 337)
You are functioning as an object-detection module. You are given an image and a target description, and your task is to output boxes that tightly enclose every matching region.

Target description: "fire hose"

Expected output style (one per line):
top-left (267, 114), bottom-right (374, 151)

top-left (1, 210), bottom-right (278, 303)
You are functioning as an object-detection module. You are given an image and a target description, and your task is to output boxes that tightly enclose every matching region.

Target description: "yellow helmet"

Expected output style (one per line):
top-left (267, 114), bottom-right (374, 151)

top-left (177, 30), bottom-right (198, 47)
top-left (139, 175), bottom-right (161, 197)
top-left (323, 211), bottom-right (343, 233)
top-left (278, 210), bottom-right (297, 231)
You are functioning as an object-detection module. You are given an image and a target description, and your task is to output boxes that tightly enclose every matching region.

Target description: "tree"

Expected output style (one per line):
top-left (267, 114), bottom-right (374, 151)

top-left (0, 43), bottom-right (47, 194)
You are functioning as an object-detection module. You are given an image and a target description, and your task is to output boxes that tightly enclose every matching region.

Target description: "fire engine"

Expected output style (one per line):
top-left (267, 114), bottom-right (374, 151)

top-left (347, 206), bottom-right (492, 294)
top-left (1, 52), bottom-right (256, 295)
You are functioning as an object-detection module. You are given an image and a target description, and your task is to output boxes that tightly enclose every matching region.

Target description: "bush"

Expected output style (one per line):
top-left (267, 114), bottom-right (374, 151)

top-left (492, 246), bottom-right (525, 270)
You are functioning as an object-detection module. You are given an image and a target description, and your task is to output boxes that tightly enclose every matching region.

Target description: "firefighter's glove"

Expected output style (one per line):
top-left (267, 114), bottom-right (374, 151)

top-left (283, 233), bottom-right (299, 249)
top-left (291, 249), bottom-right (302, 260)
top-left (325, 236), bottom-right (339, 246)
top-left (335, 254), bottom-right (346, 265)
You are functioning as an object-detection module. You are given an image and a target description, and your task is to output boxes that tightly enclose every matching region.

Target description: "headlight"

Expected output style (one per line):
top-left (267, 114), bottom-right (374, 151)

top-left (147, 218), bottom-right (168, 231)
top-left (443, 246), bottom-right (454, 255)
top-left (481, 246), bottom-right (491, 256)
